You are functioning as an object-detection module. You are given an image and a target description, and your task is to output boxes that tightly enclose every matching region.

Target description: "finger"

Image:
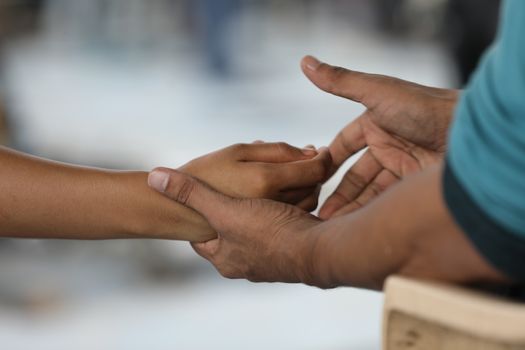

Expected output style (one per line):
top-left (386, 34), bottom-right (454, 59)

top-left (301, 55), bottom-right (382, 105)
top-left (296, 185), bottom-right (321, 212)
top-left (148, 167), bottom-right (233, 229)
top-left (319, 150), bottom-right (382, 220)
top-left (328, 113), bottom-right (367, 170)
top-left (331, 169), bottom-right (399, 217)
top-left (235, 142), bottom-right (318, 163)
top-left (191, 240), bottom-right (219, 261)
top-left (278, 186), bottom-right (317, 205)
top-left (272, 147), bottom-right (332, 189)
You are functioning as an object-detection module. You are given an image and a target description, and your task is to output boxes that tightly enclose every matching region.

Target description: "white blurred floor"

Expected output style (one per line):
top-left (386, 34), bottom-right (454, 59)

top-left (1, 5), bottom-right (454, 350)
top-left (0, 275), bottom-right (383, 350)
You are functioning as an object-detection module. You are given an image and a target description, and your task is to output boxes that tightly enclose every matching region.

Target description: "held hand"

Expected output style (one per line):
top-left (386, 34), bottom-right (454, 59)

top-left (147, 168), bottom-right (322, 283)
top-left (301, 56), bottom-right (459, 219)
top-left (179, 142), bottom-right (331, 212)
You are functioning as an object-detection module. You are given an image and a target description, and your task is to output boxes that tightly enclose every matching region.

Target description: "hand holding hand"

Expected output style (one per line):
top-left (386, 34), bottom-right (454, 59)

top-left (148, 168), bottom-right (322, 283)
top-left (301, 56), bottom-right (459, 218)
top-left (179, 142), bottom-right (331, 212)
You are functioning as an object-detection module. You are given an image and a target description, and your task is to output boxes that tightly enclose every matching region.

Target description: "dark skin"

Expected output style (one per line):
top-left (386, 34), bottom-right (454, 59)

top-left (299, 56), bottom-right (460, 219)
top-left (148, 56), bottom-right (509, 289)
top-left (149, 163), bottom-right (507, 290)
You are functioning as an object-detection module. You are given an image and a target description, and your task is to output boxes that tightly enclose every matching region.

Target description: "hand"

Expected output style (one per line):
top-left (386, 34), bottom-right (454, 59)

top-left (301, 56), bottom-right (459, 218)
top-left (179, 142), bottom-right (332, 212)
top-left (147, 168), bottom-right (322, 283)
top-left (147, 165), bottom-right (508, 288)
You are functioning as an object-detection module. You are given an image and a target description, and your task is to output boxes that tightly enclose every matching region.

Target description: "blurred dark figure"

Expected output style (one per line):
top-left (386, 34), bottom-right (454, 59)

top-left (373, 0), bottom-right (405, 33)
top-left (373, 0), bottom-right (500, 86)
top-left (0, 99), bottom-right (7, 145)
top-left (196, 0), bottom-right (242, 77)
top-left (0, 0), bottom-right (43, 145)
top-left (445, 0), bottom-right (501, 84)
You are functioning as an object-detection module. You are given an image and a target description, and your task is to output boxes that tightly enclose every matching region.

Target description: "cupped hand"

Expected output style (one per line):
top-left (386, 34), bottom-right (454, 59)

top-left (179, 142), bottom-right (332, 212)
top-left (148, 168), bottom-right (322, 284)
top-left (301, 56), bottom-right (459, 219)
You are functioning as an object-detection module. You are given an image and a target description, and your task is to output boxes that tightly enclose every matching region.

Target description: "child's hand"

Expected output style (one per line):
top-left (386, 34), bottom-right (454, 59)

top-left (179, 142), bottom-right (332, 212)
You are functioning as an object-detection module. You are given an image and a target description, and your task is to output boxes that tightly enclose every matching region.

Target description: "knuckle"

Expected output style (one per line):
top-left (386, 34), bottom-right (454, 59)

top-left (311, 160), bottom-right (327, 181)
top-left (301, 197), bottom-right (319, 213)
top-left (337, 130), bottom-right (359, 155)
top-left (352, 199), bottom-right (365, 210)
top-left (229, 142), bottom-right (248, 154)
top-left (275, 141), bottom-right (289, 149)
top-left (175, 177), bottom-right (197, 205)
top-left (342, 169), bottom-right (368, 190)
top-left (252, 167), bottom-right (274, 196)
top-left (367, 182), bottom-right (383, 197)
top-left (275, 142), bottom-right (298, 157)
top-left (329, 191), bottom-right (351, 206)
top-left (217, 266), bottom-right (238, 279)
top-left (326, 66), bottom-right (349, 93)
top-left (309, 197), bottom-right (320, 210)
top-left (241, 263), bottom-right (264, 283)
top-left (245, 271), bottom-right (262, 283)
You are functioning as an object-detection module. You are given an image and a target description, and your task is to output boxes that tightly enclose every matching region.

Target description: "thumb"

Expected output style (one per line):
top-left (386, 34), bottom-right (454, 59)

top-left (301, 55), bottom-right (378, 105)
top-left (148, 167), bottom-right (233, 230)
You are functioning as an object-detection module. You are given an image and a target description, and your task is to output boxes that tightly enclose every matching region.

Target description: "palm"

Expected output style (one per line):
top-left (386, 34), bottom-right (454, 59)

top-left (362, 111), bottom-right (445, 179)
top-left (321, 110), bottom-right (447, 218)
top-left (300, 57), bottom-right (459, 218)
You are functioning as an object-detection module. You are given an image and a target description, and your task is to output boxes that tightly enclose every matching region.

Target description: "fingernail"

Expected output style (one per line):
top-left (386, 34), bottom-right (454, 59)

top-left (318, 146), bottom-right (329, 152)
top-left (304, 56), bottom-right (321, 71)
top-left (148, 170), bottom-right (169, 193)
top-left (303, 144), bottom-right (316, 150)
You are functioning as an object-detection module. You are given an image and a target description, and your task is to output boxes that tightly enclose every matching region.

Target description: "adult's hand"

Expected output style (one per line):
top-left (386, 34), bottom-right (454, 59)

top-left (147, 164), bottom-right (507, 289)
top-left (179, 142), bottom-right (331, 212)
top-left (148, 167), bottom-right (322, 283)
top-left (301, 56), bottom-right (459, 219)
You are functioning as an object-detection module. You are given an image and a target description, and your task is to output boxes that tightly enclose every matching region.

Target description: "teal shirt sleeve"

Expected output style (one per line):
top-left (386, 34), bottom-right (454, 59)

top-left (444, 0), bottom-right (525, 281)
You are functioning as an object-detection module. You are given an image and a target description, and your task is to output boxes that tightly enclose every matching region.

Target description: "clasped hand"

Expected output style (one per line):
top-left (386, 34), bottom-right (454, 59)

top-left (148, 55), bottom-right (459, 288)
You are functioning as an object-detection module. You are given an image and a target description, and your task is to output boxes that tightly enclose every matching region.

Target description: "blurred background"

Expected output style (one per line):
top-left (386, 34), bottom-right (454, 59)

top-left (0, 0), bottom-right (500, 349)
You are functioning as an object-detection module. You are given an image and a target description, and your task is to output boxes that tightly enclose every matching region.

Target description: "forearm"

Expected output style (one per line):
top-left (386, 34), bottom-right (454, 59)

top-left (310, 163), bottom-right (507, 289)
top-left (0, 147), bottom-right (215, 241)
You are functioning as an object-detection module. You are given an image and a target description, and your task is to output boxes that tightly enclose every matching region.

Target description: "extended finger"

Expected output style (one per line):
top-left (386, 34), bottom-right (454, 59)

top-left (328, 114), bottom-right (367, 171)
top-left (191, 240), bottom-right (219, 261)
top-left (270, 147), bottom-right (332, 189)
top-left (296, 185), bottom-right (322, 212)
top-left (331, 169), bottom-right (399, 217)
top-left (235, 142), bottom-right (317, 163)
top-left (278, 186), bottom-right (317, 205)
top-left (319, 150), bottom-right (382, 220)
top-left (301, 55), bottom-right (384, 104)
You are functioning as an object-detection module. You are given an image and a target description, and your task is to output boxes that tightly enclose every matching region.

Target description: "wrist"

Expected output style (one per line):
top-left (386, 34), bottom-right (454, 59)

top-left (109, 171), bottom-right (215, 241)
top-left (106, 171), bottom-right (158, 237)
top-left (298, 222), bottom-right (340, 288)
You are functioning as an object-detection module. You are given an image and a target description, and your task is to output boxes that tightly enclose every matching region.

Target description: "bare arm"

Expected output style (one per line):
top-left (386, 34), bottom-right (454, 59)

top-left (0, 146), bottom-right (213, 240)
top-left (310, 163), bottom-right (508, 289)
top-left (0, 143), bottom-right (330, 241)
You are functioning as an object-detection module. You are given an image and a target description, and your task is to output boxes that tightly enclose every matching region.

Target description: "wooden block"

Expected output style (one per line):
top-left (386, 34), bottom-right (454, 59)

top-left (383, 276), bottom-right (525, 350)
